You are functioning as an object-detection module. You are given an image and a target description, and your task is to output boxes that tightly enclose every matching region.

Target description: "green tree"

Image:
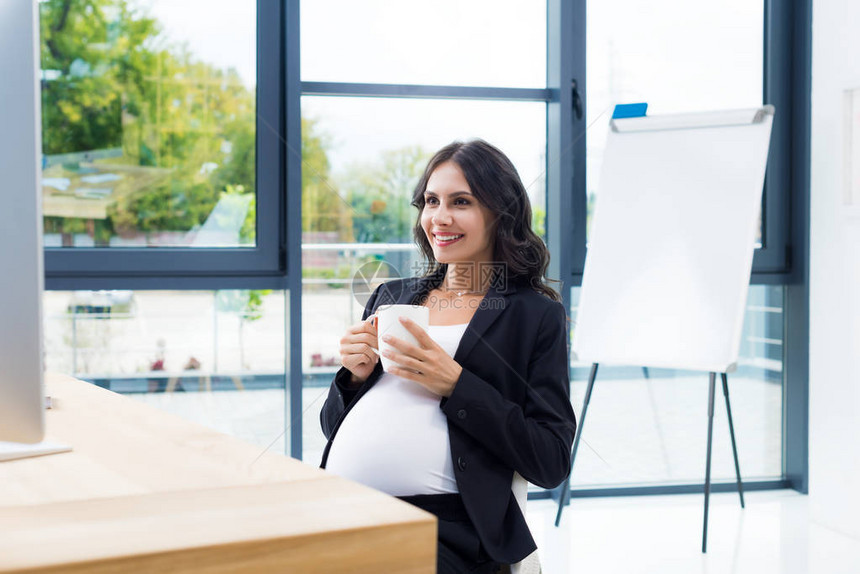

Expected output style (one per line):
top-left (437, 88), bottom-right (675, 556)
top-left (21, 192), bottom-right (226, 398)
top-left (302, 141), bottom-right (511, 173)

top-left (40, 0), bottom-right (259, 244)
top-left (301, 117), bottom-right (353, 238)
top-left (532, 206), bottom-right (546, 238)
top-left (41, 0), bottom-right (338, 247)
top-left (40, 0), bottom-right (158, 155)
top-left (215, 289), bottom-right (271, 370)
top-left (336, 145), bottom-right (430, 243)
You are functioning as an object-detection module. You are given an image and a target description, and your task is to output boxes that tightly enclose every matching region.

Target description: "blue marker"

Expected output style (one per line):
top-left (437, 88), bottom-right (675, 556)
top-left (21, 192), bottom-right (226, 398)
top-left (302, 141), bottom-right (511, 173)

top-left (612, 103), bottom-right (648, 119)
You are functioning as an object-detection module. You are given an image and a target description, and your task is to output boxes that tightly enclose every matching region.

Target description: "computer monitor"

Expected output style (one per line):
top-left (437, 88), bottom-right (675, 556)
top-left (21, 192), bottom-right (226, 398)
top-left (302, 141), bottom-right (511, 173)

top-left (0, 0), bottom-right (46, 448)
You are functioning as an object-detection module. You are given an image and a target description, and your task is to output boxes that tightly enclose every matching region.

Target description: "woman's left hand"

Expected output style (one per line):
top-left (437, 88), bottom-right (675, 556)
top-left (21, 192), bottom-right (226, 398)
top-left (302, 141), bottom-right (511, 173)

top-left (381, 317), bottom-right (463, 397)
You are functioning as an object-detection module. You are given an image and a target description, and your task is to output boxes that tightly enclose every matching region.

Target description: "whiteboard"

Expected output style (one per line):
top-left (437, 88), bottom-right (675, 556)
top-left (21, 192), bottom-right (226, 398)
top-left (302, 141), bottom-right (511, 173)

top-left (572, 106), bottom-right (774, 373)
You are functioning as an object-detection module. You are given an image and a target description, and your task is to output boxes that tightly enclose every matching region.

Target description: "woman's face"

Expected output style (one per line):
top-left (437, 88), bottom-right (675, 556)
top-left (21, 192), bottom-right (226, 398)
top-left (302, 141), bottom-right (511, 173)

top-left (420, 161), bottom-right (496, 266)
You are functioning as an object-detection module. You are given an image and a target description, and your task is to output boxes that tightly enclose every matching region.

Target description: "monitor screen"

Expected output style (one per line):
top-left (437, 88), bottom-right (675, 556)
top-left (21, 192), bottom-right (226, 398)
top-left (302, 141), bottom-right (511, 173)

top-left (0, 0), bottom-right (46, 445)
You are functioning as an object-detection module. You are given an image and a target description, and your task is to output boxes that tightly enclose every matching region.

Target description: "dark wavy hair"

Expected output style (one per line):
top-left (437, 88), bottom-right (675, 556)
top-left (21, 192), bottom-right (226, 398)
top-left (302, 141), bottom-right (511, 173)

top-left (410, 139), bottom-right (561, 302)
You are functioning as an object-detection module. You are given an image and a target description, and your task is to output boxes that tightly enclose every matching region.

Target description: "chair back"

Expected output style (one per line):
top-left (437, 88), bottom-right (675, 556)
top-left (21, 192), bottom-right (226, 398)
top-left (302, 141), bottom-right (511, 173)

top-left (507, 473), bottom-right (541, 574)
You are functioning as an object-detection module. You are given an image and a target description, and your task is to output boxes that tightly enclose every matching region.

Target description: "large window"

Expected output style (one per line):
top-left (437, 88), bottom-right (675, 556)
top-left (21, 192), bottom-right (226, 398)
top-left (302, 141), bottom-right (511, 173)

top-left (36, 0), bottom-right (808, 494)
top-left (298, 0), bottom-right (549, 463)
top-left (561, 0), bottom-right (786, 489)
top-left (41, 0), bottom-right (283, 282)
top-left (44, 289), bottom-right (288, 452)
top-left (40, 0), bottom-right (258, 249)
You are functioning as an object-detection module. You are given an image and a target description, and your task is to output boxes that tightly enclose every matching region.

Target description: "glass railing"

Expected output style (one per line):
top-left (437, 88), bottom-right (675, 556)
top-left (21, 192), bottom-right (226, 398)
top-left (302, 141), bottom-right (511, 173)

top-left (44, 290), bottom-right (287, 391)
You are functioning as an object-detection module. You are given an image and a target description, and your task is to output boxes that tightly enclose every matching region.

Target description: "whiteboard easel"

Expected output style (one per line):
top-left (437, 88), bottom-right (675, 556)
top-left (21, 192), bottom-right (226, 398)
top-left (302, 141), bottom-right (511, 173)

top-left (555, 106), bottom-right (775, 554)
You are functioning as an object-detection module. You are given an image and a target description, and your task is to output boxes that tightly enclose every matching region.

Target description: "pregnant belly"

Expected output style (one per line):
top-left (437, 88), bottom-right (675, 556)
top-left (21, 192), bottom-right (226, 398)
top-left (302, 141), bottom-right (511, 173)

top-left (324, 374), bottom-right (458, 496)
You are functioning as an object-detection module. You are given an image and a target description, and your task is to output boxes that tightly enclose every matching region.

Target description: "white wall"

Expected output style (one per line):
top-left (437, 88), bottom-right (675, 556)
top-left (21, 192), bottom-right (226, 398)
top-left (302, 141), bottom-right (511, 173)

top-left (809, 0), bottom-right (860, 541)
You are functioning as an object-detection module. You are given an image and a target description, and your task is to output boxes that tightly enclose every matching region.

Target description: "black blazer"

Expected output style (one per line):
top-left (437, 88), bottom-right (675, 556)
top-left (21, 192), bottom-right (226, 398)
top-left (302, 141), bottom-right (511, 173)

top-left (319, 266), bottom-right (576, 564)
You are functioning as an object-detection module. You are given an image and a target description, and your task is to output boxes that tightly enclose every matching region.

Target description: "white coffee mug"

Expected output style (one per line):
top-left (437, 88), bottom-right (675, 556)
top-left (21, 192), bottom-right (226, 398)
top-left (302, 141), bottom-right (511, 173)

top-left (374, 304), bottom-right (430, 372)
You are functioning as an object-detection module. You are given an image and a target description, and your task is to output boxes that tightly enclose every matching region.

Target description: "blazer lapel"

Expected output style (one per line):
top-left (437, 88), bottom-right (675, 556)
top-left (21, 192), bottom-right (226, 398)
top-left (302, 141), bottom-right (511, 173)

top-left (453, 285), bottom-right (513, 363)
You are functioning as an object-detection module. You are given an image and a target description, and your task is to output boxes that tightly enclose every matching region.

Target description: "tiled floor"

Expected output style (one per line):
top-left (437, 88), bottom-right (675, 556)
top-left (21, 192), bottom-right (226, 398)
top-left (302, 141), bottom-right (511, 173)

top-left (528, 490), bottom-right (860, 574)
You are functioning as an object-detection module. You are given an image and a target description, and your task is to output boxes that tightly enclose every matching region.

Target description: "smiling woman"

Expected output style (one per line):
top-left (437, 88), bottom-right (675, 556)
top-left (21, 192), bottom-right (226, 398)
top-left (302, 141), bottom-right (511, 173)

top-left (412, 140), bottom-right (560, 303)
top-left (320, 139), bottom-right (575, 572)
top-left (421, 162), bottom-right (496, 282)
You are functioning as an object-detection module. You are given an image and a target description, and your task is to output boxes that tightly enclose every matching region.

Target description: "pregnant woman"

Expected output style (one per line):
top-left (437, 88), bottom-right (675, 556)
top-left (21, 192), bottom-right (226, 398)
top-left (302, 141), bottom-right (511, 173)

top-left (320, 139), bottom-right (576, 573)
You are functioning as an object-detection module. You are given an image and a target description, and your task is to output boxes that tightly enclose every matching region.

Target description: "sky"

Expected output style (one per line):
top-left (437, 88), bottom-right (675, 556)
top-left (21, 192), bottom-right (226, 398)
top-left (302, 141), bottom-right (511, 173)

top-left (143, 0), bottom-right (257, 88)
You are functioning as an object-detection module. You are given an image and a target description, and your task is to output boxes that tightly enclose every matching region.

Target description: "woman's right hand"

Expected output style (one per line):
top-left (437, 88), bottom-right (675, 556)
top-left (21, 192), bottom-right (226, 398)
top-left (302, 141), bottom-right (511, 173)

top-left (339, 314), bottom-right (379, 385)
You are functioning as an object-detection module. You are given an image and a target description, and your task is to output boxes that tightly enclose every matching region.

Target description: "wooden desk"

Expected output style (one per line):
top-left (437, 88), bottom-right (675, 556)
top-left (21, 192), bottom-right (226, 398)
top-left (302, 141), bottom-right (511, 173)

top-left (0, 374), bottom-right (435, 573)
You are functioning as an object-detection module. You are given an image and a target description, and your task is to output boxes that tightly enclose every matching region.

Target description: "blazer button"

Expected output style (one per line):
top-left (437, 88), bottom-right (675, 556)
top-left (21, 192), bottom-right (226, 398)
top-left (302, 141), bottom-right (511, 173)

top-left (457, 456), bottom-right (467, 471)
top-left (457, 409), bottom-right (467, 420)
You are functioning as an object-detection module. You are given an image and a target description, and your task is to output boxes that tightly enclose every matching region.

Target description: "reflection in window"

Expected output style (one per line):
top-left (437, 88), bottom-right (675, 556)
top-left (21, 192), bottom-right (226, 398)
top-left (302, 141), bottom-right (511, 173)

top-left (39, 0), bottom-right (257, 248)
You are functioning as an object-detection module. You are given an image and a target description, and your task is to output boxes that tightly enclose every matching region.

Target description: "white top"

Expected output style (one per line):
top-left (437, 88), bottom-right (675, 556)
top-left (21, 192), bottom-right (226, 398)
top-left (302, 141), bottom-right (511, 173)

top-left (325, 323), bottom-right (469, 496)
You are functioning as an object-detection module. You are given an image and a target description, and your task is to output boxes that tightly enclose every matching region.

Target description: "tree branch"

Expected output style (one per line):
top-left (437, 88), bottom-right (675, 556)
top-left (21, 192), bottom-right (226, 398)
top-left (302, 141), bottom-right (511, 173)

top-left (46, 0), bottom-right (73, 67)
